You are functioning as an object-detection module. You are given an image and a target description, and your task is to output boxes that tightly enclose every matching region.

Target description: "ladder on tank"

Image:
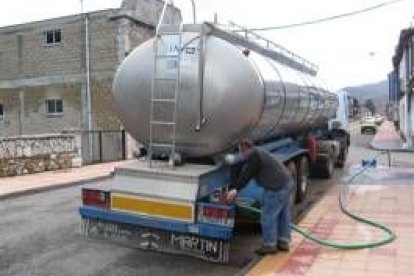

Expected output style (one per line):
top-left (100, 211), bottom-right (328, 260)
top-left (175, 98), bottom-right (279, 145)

top-left (149, 21), bottom-right (183, 168)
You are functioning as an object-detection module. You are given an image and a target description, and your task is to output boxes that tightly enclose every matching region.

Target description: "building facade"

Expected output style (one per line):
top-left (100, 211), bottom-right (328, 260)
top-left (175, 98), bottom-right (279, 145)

top-left (0, 0), bottom-right (180, 163)
top-left (391, 28), bottom-right (414, 148)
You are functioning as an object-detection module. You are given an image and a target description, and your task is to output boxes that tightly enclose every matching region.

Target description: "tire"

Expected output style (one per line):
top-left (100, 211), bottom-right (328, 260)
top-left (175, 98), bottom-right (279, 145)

top-left (320, 155), bottom-right (334, 179)
top-left (289, 189), bottom-right (296, 222)
top-left (336, 146), bottom-right (348, 168)
top-left (296, 157), bottom-right (310, 203)
top-left (287, 161), bottom-right (298, 206)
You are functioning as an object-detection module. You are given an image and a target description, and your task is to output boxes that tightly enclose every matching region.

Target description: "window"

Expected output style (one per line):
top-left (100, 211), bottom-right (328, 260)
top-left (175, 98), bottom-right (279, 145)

top-left (0, 104), bottom-right (3, 120)
top-left (44, 29), bottom-right (62, 45)
top-left (45, 99), bottom-right (63, 116)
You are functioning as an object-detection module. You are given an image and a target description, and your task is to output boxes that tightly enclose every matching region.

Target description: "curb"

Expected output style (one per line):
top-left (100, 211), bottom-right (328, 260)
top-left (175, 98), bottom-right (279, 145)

top-left (369, 142), bottom-right (414, 153)
top-left (242, 183), bottom-right (337, 276)
top-left (235, 256), bottom-right (262, 276)
top-left (0, 174), bottom-right (112, 201)
top-left (369, 121), bottom-right (414, 152)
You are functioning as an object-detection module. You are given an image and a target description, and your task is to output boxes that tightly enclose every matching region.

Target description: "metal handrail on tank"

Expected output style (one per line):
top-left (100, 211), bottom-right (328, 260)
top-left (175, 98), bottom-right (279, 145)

top-left (190, 0), bottom-right (196, 24)
top-left (209, 22), bottom-right (318, 76)
top-left (156, 0), bottom-right (173, 35)
top-left (229, 22), bottom-right (319, 74)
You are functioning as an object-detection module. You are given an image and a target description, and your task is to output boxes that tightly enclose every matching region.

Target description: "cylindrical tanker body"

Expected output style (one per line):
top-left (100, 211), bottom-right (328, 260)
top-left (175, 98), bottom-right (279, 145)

top-left (113, 28), bottom-right (338, 158)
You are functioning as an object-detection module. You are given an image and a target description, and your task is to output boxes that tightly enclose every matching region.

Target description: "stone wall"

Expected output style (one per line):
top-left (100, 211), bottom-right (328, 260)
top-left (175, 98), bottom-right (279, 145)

top-left (0, 134), bottom-right (79, 177)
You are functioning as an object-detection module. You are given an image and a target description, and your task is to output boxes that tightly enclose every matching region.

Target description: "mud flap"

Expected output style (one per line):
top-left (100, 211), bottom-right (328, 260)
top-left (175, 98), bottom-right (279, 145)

top-left (80, 217), bottom-right (230, 263)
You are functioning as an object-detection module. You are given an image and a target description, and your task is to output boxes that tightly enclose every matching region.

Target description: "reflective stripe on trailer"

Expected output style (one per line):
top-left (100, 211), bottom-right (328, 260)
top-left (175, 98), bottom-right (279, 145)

top-left (111, 192), bottom-right (193, 222)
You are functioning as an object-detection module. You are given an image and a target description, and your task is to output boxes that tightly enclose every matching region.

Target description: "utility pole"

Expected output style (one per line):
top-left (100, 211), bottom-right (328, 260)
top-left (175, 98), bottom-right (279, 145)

top-left (80, 0), bottom-right (93, 163)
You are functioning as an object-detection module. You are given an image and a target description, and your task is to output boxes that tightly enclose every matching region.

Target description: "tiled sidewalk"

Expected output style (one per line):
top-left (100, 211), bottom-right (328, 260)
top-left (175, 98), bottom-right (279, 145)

top-left (0, 160), bottom-right (133, 199)
top-left (247, 121), bottom-right (414, 276)
top-left (370, 121), bottom-right (404, 150)
top-left (247, 166), bottom-right (414, 276)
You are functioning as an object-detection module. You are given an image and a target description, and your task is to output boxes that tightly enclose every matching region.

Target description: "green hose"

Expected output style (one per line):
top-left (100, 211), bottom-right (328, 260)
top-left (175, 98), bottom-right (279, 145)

top-left (236, 154), bottom-right (397, 249)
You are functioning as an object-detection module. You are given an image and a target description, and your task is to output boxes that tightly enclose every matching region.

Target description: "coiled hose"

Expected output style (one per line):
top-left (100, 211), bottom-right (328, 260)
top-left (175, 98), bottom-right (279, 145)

top-left (236, 154), bottom-right (397, 249)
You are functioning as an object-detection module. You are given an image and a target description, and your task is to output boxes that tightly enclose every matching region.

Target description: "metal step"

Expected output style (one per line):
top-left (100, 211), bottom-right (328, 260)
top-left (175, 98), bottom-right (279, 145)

top-left (155, 54), bottom-right (180, 58)
top-left (154, 78), bottom-right (178, 81)
top-left (150, 143), bottom-right (175, 148)
top-left (157, 32), bottom-right (183, 35)
top-left (150, 121), bottom-right (175, 125)
top-left (151, 98), bottom-right (176, 103)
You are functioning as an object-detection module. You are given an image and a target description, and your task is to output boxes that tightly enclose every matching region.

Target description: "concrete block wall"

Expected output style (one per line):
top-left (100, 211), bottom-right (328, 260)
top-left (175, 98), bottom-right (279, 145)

top-left (120, 0), bottom-right (181, 26)
top-left (0, 90), bottom-right (20, 136)
top-left (0, 0), bottom-right (175, 165)
top-left (128, 22), bottom-right (153, 51)
top-left (20, 19), bottom-right (83, 77)
top-left (0, 85), bottom-right (82, 137)
top-left (21, 84), bottom-right (82, 135)
top-left (0, 11), bottom-right (120, 138)
top-left (89, 77), bottom-right (124, 162)
top-left (90, 77), bottom-right (119, 130)
top-left (0, 10), bottom-right (119, 80)
top-left (0, 18), bottom-right (82, 79)
top-left (0, 35), bottom-right (19, 80)
top-left (89, 12), bottom-right (118, 73)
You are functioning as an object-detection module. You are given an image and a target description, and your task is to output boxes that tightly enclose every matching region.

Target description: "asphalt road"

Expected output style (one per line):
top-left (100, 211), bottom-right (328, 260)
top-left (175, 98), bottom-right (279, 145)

top-left (0, 127), bottom-right (374, 276)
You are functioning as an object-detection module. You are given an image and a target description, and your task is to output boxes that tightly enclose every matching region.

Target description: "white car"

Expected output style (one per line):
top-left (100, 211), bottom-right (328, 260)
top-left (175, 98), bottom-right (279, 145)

top-left (374, 114), bottom-right (385, 125)
top-left (360, 116), bottom-right (376, 134)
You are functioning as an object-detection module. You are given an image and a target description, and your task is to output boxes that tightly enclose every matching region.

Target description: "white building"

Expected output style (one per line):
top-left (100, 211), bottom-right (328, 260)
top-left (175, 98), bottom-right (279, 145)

top-left (392, 28), bottom-right (414, 148)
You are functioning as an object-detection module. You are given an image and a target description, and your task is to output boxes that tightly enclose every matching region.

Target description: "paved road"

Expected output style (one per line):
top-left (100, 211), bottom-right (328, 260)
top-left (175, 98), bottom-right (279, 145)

top-left (0, 128), bottom-right (373, 276)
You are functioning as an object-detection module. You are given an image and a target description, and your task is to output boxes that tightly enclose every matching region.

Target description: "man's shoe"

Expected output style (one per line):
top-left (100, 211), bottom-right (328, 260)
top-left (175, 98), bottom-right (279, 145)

top-left (278, 241), bottom-right (290, 252)
top-left (254, 245), bottom-right (278, 255)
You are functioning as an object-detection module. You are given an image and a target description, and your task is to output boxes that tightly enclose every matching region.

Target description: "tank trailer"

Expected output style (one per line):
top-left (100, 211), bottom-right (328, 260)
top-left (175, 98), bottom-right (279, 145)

top-left (79, 21), bottom-right (350, 262)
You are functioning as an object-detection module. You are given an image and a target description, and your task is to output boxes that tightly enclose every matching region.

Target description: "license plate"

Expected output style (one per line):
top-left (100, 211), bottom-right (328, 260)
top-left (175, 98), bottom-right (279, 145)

top-left (81, 217), bottom-right (230, 262)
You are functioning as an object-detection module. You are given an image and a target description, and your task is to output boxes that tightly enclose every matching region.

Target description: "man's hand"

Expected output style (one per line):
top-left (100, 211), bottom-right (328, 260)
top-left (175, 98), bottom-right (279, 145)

top-left (226, 189), bottom-right (238, 203)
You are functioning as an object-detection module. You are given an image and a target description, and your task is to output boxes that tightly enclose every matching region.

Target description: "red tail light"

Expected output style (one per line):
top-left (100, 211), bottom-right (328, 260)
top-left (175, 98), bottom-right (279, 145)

top-left (197, 203), bottom-right (234, 227)
top-left (82, 188), bottom-right (110, 208)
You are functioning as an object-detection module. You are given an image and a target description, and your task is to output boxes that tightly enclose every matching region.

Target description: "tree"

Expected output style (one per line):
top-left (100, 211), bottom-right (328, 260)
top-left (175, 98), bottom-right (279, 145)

top-left (364, 99), bottom-right (376, 115)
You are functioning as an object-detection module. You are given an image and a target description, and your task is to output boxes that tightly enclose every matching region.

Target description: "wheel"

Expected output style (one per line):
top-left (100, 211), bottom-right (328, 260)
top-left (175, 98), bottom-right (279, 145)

top-left (335, 146), bottom-right (348, 168)
top-left (287, 161), bottom-right (298, 209)
top-left (296, 157), bottom-right (310, 203)
top-left (288, 188), bottom-right (296, 222)
top-left (321, 155), bottom-right (334, 178)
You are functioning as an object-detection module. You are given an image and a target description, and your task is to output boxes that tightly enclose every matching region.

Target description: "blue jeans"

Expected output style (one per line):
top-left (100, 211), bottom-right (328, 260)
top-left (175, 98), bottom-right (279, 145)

top-left (261, 183), bottom-right (293, 246)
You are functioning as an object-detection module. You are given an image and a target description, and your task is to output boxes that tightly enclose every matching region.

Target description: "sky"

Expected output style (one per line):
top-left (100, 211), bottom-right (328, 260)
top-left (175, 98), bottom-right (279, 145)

top-left (1, 0), bottom-right (414, 90)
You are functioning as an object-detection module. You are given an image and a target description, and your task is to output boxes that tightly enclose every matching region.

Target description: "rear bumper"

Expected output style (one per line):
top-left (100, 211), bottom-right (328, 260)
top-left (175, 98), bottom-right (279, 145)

top-left (79, 206), bottom-right (233, 240)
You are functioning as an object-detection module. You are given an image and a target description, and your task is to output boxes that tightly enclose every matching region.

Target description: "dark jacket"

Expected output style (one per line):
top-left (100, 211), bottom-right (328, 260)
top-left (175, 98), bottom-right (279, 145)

top-left (231, 147), bottom-right (292, 192)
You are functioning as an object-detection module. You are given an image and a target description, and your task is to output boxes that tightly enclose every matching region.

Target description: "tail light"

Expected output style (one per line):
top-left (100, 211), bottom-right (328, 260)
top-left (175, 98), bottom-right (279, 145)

top-left (82, 188), bottom-right (110, 209)
top-left (197, 203), bottom-right (235, 227)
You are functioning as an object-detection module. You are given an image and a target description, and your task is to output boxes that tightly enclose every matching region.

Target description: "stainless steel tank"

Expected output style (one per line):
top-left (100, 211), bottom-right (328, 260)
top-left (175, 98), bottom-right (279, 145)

top-left (113, 28), bottom-right (338, 158)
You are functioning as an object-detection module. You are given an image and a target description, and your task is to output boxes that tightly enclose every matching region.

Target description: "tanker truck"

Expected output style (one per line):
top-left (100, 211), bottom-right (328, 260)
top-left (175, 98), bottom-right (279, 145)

top-left (79, 19), bottom-right (350, 262)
